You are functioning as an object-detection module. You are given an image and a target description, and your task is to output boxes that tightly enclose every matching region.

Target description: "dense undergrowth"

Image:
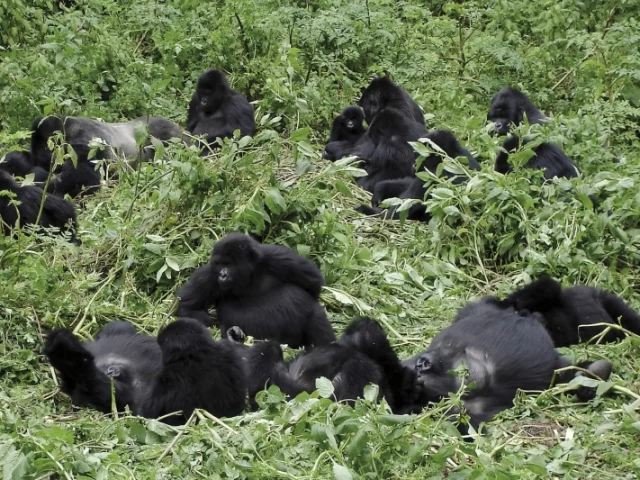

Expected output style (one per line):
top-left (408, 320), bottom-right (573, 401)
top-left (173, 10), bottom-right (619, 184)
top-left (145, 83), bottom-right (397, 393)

top-left (1, 0), bottom-right (639, 478)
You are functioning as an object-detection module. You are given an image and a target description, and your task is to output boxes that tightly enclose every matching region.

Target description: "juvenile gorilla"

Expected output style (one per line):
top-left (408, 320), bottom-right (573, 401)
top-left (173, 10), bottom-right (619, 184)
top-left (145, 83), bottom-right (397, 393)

top-left (404, 299), bottom-right (612, 429)
top-left (0, 170), bottom-right (78, 243)
top-left (487, 88), bottom-right (579, 179)
top-left (186, 69), bottom-right (256, 150)
top-left (359, 77), bottom-right (425, 126)
top-left (236, 317), bottom-right (421, 413)
top-left (497, 275), bottom-right (640, 346)
top-left (357, 130), bottom-right (480, 221)
top-left (45, 319), bottom-right (247, 424)
top-left (0, 151), bottom-right (48, 182)
top-left (175, 233), bottom-right (336, 349)
top-left (351, 108), bottom-right (428, 192)
top-left (323, 106), bottom-right (367, 161)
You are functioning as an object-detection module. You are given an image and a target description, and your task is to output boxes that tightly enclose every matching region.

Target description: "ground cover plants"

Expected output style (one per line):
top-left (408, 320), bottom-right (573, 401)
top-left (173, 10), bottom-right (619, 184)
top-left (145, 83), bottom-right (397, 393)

top-left (0, 0), bottom-right (639, 478)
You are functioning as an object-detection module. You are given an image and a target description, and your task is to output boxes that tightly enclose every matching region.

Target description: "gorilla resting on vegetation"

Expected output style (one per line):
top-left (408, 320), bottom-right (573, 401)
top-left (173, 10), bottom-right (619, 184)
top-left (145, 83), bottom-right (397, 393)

top-left (175, 233), bottom-right (336, 349)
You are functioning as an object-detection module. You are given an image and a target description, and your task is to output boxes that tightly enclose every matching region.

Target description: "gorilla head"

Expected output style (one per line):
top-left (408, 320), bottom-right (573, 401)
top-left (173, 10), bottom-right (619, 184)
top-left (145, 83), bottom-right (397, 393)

top-left (487, 87), bottom-right (546, 136)
top-left (209, 233), bottom-right (264, 294)
top-left (193, 69), bottom-right (230, 115)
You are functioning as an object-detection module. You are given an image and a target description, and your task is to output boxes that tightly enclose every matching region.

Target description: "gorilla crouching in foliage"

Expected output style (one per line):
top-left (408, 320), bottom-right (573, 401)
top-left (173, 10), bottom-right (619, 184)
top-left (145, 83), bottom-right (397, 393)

top-left (186, 69), bottom-right (256, 151)
top-left (403, 299), bottom-right (612, 430)
top-left (233, 317), bottom-right (421, 413)
top-left (488, 87), bottom-right (579, 179)
top-left (175, 233), bottom-right (336, 349)
top-left (357, 129), bottom-right (479, 221)
top-left (497, 275), bottom-right (640, 346)
top-left (0, 171), bottom-right (78, 243)
top-left (323, 106), bottom-right (367, 161)
top-left (359, 76), bottom-right (425, 126)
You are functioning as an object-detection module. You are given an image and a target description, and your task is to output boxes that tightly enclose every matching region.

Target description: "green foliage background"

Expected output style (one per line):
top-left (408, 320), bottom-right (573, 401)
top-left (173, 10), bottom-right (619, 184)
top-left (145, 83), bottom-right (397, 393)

top-left (1, 0), bottom-right (639, 478)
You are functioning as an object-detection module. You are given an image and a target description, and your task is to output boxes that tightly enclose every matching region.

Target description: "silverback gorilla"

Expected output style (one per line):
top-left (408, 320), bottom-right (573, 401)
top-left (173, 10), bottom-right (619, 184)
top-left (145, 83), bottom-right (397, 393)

top-left (175, 233), bottom-right (336, 349)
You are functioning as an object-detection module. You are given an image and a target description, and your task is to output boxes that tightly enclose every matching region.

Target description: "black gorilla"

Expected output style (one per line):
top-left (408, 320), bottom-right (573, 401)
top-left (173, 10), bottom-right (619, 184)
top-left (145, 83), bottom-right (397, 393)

top-left (487, 88), bottom-right (579, 179)
top-left (45, 319), bottom-right (247, 424)
top-left (31, 115), bottom-right (185, 197)
top-left (323, 106), bottom-right (367, 161)
top-left (186, 69), bottom-right (256, 149)
top-left (175, 233), bottom-right (336, 349)
top-left (350, 109), bottom-right (428, 193)
top-left (0, 151), bottom-right (48, 182)
top-left (0, 171), bottom-right (78, 243)
top-left (143, 319), bottom-right (246, 425)
top-left (45, 321), bottom-right (161, 414)
top-left (497, 275), bottom-right (640, 347)
top-left (236, 318), bottom-right (421, 413)
top-left (404, 299), bottom-right (612, 429)
top-left (357, 129), bottom-right (480, 221)
top-left (359, 77), bottom-right (425, 126)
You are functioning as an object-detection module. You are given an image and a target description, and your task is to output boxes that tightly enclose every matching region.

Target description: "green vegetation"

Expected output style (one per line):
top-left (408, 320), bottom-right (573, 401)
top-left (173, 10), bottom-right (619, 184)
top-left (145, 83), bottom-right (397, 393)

top-left (1, 0), bottom-right (639, 478)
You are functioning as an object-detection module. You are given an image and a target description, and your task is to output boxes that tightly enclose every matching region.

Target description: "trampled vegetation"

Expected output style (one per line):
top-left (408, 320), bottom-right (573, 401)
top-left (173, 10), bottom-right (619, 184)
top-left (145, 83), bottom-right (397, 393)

top-left (1, 0), bottom-right (639, 478)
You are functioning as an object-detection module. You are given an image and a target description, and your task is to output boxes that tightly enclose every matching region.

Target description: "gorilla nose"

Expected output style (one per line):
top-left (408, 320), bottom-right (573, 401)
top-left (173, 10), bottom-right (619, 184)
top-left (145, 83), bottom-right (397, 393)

top-left (347, 121), bottom-right (354, 129)
top-left (494, 121), bottom-right (503, 131)
top-left (218, 268), bottom-right (229, 282)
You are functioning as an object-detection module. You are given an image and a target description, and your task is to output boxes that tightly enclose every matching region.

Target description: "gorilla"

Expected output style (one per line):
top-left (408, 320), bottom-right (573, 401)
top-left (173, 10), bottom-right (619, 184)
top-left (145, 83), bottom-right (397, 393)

top-left (45, 319), bottom-right (247, 424)
top-left (404, 299), bottom-right (612, 430)
top-left (350, 108), bottom-right (428, 193)
top-left (186, 69), bottom-right (256, 150)
top-left (234, 318), bottom-right (421, 413)
top-left (359, 77), bottom-right (425, 126)
top-left (31, 115), bottom-right (185, 169)
top-left (0, 151), bottom-right (48, 182)
top-left (323, 106), bottom-right (367, 161)
top-left (357, 129), bottom-right (480, 221)
top-left (175, 233), bottom-right (336, 349)
top-left (487, 88), bottom-right (579, 179)
top-left (0, 170), bottom-right (78, 243)
top-left (496, 275), bottom-right (640, 347)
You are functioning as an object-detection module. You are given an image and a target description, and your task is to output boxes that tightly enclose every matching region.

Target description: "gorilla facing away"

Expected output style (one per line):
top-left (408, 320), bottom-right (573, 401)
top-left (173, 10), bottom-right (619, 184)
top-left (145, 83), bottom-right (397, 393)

top-left (234, 317), bottom-right (421, 413)
top-left (497, 275), bottom-right (640, 347)
top-left (175, 233), bottom-right (336, 349)
top-left (0, 170), bottom-right (78, 243)
top-left (45, 320), bottom-right (247, 424)
top-left (487, 88), bottom-right (579, 180)
top-left (186, 69), bottom-right (256, 150)
top-left (404, 299), bottom-right (612, 430)
top-left (359, 77), bottom-right (425, 126)
top-left (357, 129), bottom-right (480, 221)
top-left (323, 106), bottom-right (367, 161)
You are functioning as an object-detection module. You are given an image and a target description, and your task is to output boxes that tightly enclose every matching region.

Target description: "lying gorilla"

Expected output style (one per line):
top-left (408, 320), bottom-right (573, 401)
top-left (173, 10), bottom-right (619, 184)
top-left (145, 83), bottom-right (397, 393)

top-left (0, 170), bottom-right (78, 243)
top-left (45, 319), bottom-right (246, 424)
top-left (356, 129), bottom-right (480, 221)
top-left (404, 298), bottom-right (612, 429)
top-left (175, 233), bottom-right (336, 349)
top-left (323, 106), bottom-right (367, 161)
top-left (233, 317), bottom-right (421, 413)
top-left (497, 275), bottom-right (640, 346)
top-left (488, 88), bottom-right (579, 180)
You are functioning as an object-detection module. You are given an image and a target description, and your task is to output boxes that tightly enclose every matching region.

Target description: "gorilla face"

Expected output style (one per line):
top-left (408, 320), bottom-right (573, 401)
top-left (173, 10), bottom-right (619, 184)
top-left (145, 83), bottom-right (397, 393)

top-left (195, 70), bottom-right (230, 115)
top-left (209, 233), bottom-right (261, 294)
top-left (487, 97), bottom-right (520, 136)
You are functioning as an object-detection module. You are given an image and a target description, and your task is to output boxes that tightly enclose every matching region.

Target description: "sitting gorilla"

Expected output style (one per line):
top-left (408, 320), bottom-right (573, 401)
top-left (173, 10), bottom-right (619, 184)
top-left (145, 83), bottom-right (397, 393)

top-left (404, 298), bottom-right (612, 430)
top-left (45, 319), bottom-right (246, 424)
top-left (234, 317), bottom-right (421, 413)
top-left (359, 77), bottom-right (425, 126)
top-left (350, 108), bottom-right (428, 193)
top-left (30, 115), bottom-right (185, 197)
top-left (0, 151), bottom-right (48, 182)
top-left (186, 69), bottom-right (256, 150)
top-left (175, 233), bottom-right (336, 349)
top-left (0, 170), bottom-right (78, 243)
top-left (323, 106), bottom-right (367, 161)
top-left (496, 275), bottom-right (640, 347)
top-left (487, 88), bottom-right (579, 179)
top-left (357, 129), bottom-right (480, 221)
